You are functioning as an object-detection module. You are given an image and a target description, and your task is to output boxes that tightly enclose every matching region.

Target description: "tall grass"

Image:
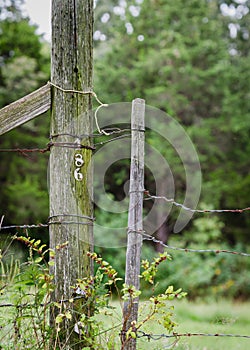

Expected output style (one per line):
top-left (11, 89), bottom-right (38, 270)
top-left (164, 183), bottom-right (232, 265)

top-left (94, 299), bottom-right (250, 349)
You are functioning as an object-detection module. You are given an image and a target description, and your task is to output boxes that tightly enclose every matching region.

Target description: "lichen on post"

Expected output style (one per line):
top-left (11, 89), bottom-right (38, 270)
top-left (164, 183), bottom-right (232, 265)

top-left (49, 0), bottom-right (94, 348)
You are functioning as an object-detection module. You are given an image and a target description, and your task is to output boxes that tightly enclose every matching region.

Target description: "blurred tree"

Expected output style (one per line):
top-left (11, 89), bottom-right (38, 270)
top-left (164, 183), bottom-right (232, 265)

top-left (0, 0), bottom-right (50, 239)
top-left (94, 0), bottom-right (250, 245)
top-left (0, 0), bottom-right (24, 20)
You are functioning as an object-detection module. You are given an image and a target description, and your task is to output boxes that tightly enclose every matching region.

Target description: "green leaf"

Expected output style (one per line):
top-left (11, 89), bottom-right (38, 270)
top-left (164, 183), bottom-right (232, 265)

top-left (55, 314), bottom-right (64, 324)
top-left (166, 286), bottom-right (174, 294)
top-left (65, 311), bottom-right (72, 320)
top-left (130, 331), bottom-right (136, 339)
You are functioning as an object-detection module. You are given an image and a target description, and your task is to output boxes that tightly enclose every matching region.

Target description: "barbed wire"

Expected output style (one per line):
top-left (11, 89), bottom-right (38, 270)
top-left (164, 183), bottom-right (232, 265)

top-left (49, 81), bottom-right (112, 136)
top-left (0, 223), bottom-right (48, 230)
top-left (0, 128), bottom-right (141, 155)
top-left (0, 214), bottom-right (95, 231)
top-left (144, 191), bottom-right (250, 214)
top-left (50, 128), bottom-right (131, 140)
top-left (0, 140), bottom-right (96, 154)
top-left (1, 83), bottom-right (249, 346)
top-left (0, 144), bottom-right (52, 155)
top-left (0, 129), bottom-right (131, 154)
top-left (1, 212), bottom-right (250, 257)
top-left (94, 133), bottom-right (131, 146)
top-left (136, 330), bottom-right (250, 340)
top-left (50, 141), bottom-right (95, 151)
top-left (0, 294), bottom-right (86, 309)
top-left (0, 83), bottom-right (131, 154)
top-left (140, 231), bottom-right (250, 257)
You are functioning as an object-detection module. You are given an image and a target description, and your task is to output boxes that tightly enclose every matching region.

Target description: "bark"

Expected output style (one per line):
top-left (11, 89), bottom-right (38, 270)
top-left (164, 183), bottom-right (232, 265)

top-left (122, 98), bottom-right (145, 350)
top-left (49, 1), bottom-right (94, 348)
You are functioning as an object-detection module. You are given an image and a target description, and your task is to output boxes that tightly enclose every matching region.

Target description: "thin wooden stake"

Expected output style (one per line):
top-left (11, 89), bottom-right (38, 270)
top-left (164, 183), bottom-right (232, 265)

top-left (122, 98), bottom-right (145, 350)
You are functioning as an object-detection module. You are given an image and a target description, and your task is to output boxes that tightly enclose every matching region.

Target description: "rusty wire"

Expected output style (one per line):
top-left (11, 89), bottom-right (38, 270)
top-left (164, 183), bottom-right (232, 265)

top-left (144, 191), bottom-right (250, 213)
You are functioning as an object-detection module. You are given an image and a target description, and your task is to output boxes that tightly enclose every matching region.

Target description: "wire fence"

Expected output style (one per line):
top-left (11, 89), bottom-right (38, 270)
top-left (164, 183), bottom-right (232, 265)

top-left (141, 230), bottom-right (250, 257)
top-left (1, 100), bottom-right (250, 347)
top-left (144, 191), bottom-right (250, 213)
top-left (137, 330), bottom-right (250, 340)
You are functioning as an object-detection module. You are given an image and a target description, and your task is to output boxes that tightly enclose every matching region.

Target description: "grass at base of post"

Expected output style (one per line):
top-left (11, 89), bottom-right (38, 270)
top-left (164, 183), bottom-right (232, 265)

top-left (94, 299), bottom-right (250, 350)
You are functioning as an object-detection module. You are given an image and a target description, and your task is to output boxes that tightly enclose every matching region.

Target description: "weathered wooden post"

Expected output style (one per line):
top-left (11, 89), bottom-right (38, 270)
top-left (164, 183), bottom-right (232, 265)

top-left (122, 98), bottom-right (145, 349)
top-left (49, 0), bottom-right (94, 348)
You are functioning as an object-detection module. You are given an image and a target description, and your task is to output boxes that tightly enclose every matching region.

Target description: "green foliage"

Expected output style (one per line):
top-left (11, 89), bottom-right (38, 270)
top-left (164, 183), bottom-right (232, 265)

top-left (0, 1), bottom-right (50, 240)
top-left (0, 239), bottom-right (186, 349)
top-left (0, 0), bottom-right (249, 320)
top-left (94, 0), bottom-right (250, 246)
top-left (0, 237), bottom-right (54, 349)
top-left (142, 247), bottom-right (250, 301)
top-left (0, 255), bottom-right (20, 295)
top-left (0, 55), bottom-right (47, 104)
top-left (0, 10), bottom-right (48, 107)
top-left (0, 116), bottom-right (50, 243)
top-left (139, 214), bottom-right (250, 300)
top-left (141, 252), bottom-right (172, 284)
top-left (94, 205), bottom-right (250, 300)
top-left (120, 252), bottom-right (186, 347)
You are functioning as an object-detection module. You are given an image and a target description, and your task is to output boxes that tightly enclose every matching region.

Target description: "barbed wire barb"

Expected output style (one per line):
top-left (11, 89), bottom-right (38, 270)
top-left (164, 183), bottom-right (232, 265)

top-left (0, 214), bottom-right (96, 231)
top-left (0, 143), bottom-right (52, 155)
top-left (94, 133), bottom-right (131, 146)
top-left (141, 231), bottom-right (250, 257)
top-left (144, 190), bottom-right (250, 214)
top-left (137, 330), bottom-right (250, 340)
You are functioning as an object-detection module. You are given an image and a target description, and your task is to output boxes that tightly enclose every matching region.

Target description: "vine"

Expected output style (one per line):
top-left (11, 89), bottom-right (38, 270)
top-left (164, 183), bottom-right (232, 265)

top-left (0, 239), bottom-right (186, 349)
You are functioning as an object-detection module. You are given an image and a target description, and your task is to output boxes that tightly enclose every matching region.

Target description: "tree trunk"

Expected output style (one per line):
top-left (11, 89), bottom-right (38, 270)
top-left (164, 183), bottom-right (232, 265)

top-left (49, 1), bottom-right (94, 348)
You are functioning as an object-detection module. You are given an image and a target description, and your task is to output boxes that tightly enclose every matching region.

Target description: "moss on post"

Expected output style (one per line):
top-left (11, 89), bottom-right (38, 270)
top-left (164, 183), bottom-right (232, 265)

top-left (49, 1), bottom-right (94, 348)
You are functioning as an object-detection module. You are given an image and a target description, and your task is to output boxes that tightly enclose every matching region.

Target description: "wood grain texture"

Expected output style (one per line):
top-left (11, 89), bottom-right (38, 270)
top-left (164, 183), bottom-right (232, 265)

top-left (0, 83), bottom-right (50, 135)
top-left (49, 0), bottom-right (94, 347)
top-left (122, 98), bottom-right (145, 350)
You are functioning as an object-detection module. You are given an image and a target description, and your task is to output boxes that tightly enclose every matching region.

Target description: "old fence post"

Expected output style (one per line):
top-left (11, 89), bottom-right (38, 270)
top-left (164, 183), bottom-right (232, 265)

top-left (122, 98), bottom-right (145, 349)
top-left (49, 0), bottom-right (94, 348)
